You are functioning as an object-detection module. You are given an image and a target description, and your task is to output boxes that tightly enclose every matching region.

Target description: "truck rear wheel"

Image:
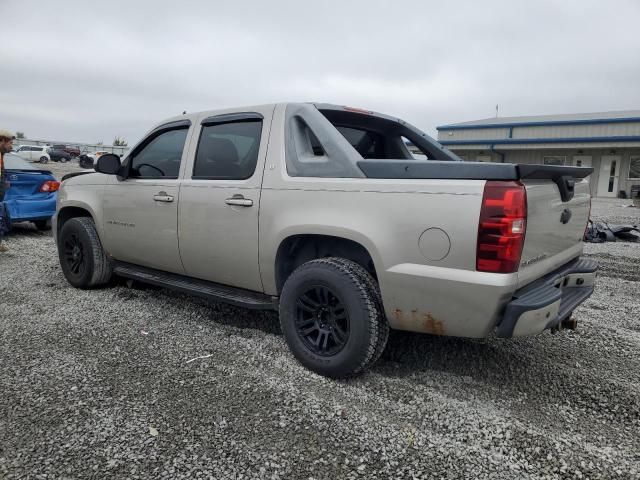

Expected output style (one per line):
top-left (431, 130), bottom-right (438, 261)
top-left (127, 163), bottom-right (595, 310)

top-left (279, 257), bottom-right (388, 378)
top-left (58, 217), bottom-right (112, 289)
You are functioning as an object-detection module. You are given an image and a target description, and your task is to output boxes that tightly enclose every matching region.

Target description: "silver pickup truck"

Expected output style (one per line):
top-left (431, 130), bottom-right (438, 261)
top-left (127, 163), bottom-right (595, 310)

top-left (54, 103), bottom-right (597, 378)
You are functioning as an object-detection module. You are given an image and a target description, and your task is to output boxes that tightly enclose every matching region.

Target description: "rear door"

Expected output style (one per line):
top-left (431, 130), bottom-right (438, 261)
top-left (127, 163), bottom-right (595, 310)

top-left (32, 147), bottom-right (44, 161)
top-left (101, 122), bottom-right (192, 274)
top-left (178, 107), bottom-right (273, 292)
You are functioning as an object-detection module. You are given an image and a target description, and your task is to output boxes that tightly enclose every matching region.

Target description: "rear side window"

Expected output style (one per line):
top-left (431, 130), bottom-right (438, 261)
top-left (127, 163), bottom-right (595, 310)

top-left (129, 128), bottom-right (188, 178)
top-left (193, 121), bottom-right (262, 180)
top-left (336, 126), bottom-right (385, 159)
top-left (402, 136), bottom-right (428, 160)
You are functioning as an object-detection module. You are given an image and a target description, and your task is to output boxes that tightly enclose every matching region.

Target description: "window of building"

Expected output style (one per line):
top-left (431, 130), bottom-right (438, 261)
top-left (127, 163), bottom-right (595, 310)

top-left (629, 155), bottom-right (640, 179)
top-left (543, 156), bottom-right (566, 166)
top-left (129, 128), bottom-right (188, 178)
top-left (193, 121), bottom-right (262, 180)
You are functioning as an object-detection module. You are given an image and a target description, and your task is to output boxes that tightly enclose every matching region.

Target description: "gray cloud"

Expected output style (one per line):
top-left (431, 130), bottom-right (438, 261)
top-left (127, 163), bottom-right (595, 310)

top-left (1, 0), bottom-right (639, 144)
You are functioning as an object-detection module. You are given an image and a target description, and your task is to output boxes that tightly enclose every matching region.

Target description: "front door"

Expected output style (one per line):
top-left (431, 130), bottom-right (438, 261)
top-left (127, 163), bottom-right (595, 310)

top-left (178, 109), bottom-right (273, 292)
top-left (597, 155), bottom-right (620, 198)
top-left (101, 125), bottom-right (191, 274)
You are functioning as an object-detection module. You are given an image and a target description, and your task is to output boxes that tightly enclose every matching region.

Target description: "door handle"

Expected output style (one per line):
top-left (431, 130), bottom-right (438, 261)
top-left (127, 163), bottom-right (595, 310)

top-left (153, 191), bottom-right (174, 203)
top-left (225, 194), bottom-right (253, 207)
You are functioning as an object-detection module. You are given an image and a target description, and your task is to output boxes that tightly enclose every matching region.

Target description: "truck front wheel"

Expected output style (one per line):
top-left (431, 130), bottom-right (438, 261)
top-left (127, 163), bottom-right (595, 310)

top-left (279, 258), bottom-right (389, 378)
top-left (58, 217), bottom-right (112, 289)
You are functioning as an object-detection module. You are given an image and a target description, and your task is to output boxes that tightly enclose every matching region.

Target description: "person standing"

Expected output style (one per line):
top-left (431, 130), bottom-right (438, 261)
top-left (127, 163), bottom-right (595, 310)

top-left (0, 129), bottom-right (16, 252)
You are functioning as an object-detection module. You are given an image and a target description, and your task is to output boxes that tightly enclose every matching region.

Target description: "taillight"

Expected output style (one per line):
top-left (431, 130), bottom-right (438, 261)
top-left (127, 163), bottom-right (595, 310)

top-left (477, 181), bottom-right (527, 273)
top-left (39, 180), bottom-right (60, 193)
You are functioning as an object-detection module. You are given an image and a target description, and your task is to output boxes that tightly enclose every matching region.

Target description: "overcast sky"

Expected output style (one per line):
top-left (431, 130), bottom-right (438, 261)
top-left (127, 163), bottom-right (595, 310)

top-left (2, 0), bottom-right (639, 145)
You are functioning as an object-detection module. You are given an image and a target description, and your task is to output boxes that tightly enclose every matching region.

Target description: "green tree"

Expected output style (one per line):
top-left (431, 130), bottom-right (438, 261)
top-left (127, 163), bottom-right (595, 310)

top-left (113, 136), bottom-right (128, 147)
top-left (15, 131), bottom-right (25, 139)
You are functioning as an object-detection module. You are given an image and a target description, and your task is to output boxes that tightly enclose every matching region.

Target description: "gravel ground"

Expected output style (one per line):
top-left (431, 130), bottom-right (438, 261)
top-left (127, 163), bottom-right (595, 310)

top-left (1, 164), bottom-right (639, 479)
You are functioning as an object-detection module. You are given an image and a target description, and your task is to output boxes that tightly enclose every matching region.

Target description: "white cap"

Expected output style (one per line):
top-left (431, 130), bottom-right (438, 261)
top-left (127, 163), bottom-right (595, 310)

top-left (0, 129), bottom-right (16, 140)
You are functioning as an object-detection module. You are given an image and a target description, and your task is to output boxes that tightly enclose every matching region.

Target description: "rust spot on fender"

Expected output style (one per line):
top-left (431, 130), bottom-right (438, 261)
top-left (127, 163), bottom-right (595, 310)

top-left (423, 313), bottom-right (445, 335)
top-left (391, 308), bottom-right (445, 335)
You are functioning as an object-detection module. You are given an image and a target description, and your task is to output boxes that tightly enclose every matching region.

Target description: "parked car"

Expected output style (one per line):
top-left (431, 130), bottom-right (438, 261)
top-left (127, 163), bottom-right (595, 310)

top-left (78, 154), bottom-right (94, 169)
top-left (3, 153), bottom-right (59, 230)
top-left (62, 145), bottom-right (81, 157)
top-left (47, 146), bottom-right (71, 162)
top-left (14, 145), bottom-right (50, 163)
top-left (88, 150), bottom-right (110, 161)
top-left (53, 102), bottom-right (597, 378)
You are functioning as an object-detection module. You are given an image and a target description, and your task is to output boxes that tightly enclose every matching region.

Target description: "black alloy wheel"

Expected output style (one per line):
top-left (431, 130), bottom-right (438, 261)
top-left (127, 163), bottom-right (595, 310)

top-left (63, 232), bottom-right (86, 277)
top-left (279, 257), bottom-right (389, 378)
top-left (295, 286), bottom-right (350, 357)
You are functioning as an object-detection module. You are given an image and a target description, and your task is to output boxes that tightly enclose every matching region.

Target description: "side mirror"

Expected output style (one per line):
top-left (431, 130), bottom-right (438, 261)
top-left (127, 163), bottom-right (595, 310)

top-left (95, 153), bottom-right (121, 175)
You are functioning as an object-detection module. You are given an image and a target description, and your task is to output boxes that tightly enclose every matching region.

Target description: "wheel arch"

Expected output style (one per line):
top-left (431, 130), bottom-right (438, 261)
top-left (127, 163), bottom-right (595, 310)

top-left (55, 204), bottom-right (97, 239)
top-left (274, 233), bottom-right (380, 294)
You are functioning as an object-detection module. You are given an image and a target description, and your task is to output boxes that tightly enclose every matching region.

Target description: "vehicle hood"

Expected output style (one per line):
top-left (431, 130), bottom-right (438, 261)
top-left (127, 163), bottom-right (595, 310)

top-left (61, 171), bottom-right (110, 186)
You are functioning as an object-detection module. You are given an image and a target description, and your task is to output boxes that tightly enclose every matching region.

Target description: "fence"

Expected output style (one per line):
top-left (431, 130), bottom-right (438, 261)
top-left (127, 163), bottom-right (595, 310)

top-left (14, 138), bottom-right (129, 156)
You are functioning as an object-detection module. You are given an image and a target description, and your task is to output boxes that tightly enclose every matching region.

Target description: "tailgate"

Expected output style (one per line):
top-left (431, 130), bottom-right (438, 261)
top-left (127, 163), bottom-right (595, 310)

top-left (517, 167), bottom-right (591, 288)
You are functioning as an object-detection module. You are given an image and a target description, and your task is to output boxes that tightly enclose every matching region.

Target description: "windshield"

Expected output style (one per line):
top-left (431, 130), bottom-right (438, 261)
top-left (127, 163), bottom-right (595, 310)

top-left (4, 152), bottom-right (38, 170)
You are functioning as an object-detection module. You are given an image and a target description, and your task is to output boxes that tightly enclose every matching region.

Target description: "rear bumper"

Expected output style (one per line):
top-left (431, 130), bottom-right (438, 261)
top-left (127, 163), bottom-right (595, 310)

top-left (496, 257), bottom-right (597, 337)
top-left (4, 196), bottom-right (57, 223)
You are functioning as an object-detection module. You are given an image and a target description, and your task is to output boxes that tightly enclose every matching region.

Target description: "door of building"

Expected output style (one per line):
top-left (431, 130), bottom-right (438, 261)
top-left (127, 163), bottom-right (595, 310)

top-left (597, 155), bottom-right (620, 197)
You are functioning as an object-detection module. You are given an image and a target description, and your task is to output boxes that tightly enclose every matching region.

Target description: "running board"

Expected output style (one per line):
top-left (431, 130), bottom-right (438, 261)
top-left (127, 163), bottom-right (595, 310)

top-left (112, 262), bottom-right (278, 310)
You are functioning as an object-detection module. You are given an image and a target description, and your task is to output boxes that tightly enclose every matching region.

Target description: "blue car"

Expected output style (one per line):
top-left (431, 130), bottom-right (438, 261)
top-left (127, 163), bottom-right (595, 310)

top-left (3, 152), bottom-right (59, 230)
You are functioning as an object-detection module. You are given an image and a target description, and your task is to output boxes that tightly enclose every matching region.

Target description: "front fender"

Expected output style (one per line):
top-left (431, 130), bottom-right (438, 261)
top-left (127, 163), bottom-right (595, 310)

top-left (54, 185), bottom-right (105, 245)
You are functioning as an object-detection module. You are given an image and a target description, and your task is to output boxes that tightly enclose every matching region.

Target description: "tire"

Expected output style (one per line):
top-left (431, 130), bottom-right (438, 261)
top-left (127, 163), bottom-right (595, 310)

top-left (58, 217), bottom-right (112, 288)
top-left (34, 219), bottom-right (51, 231)
top-left (327, 258), bottom-right (389, 366)
top-left (39, 156), bottom-right (49, 164)
top-left (279, 257), bottom-right (389, 378)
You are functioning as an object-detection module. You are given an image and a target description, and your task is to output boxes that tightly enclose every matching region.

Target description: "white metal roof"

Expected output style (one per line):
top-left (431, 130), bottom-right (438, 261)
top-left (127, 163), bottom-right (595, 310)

top-left (440, 109), bottom-right (640, 128)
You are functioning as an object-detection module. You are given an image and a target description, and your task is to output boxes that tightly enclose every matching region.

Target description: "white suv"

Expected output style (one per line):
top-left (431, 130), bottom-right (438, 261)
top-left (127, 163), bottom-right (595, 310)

top-left (15, 145), bottom-right (50, 163)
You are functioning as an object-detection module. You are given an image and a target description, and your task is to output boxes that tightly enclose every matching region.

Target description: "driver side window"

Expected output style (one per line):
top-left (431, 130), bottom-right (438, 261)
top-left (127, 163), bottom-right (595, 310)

top-left (130, 128), bottom-right (188, 178)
